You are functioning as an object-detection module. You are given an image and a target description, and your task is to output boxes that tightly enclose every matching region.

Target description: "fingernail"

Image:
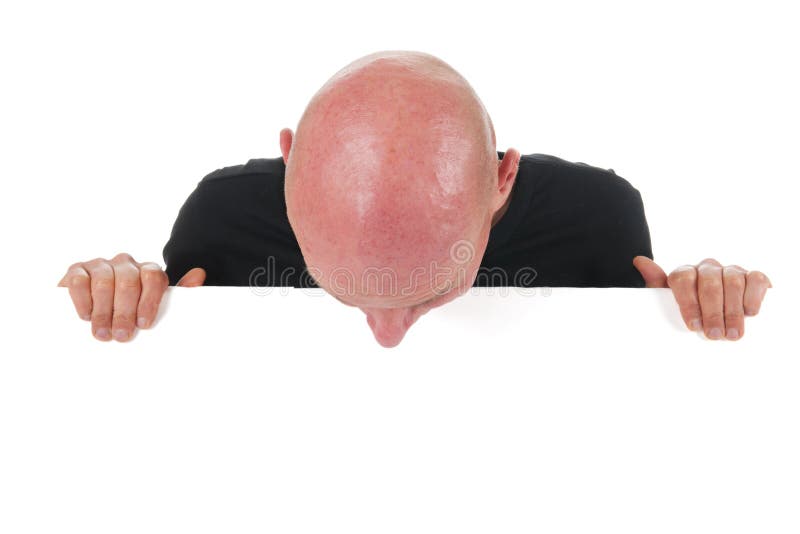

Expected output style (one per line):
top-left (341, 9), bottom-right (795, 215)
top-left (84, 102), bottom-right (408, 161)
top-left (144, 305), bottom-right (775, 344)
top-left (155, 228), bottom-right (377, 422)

top-left (726, 328), bottom-right (739, 340)
top-left (81, 313), bottom-right (91, 321)
top-left (113, 329), bottom-right (129, 341)
top-left (95, 328), bottom-right (111, 341)
top-left (708, 327), bottom-right (722, 339)
top-left (137, 317), bottom-right (148, 328)
top-left (690, 319), bottom-right (702, 331)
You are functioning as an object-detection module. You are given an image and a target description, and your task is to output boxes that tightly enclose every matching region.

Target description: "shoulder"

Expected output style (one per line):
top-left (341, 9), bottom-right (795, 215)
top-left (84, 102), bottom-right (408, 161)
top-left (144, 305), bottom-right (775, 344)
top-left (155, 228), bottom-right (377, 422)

top-left (517, 153), bottom-right (644, 222)
top-left (524, 153), bottom-right (639, 195)
top-left (189, 157), bottom-right (287, 209)
top-left (173, 156), bottom-right (289, 223)
top-left (513, 153), bottom-right (647, 239)
top-left (200, 157), bottom-right (286, 184)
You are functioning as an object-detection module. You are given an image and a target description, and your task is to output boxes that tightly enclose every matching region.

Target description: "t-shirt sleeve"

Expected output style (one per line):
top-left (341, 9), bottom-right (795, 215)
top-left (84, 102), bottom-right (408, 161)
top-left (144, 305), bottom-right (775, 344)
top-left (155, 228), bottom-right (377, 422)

top-left (587, 179), bottom-right (654, 287)
top-left (161, 181), bottom-right (225, 286)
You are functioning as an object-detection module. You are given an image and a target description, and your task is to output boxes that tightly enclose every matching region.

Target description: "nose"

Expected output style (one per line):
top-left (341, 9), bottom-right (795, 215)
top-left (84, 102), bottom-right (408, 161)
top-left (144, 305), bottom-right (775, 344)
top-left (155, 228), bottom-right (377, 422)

top-left (365, 308), bottom-right (414, 348)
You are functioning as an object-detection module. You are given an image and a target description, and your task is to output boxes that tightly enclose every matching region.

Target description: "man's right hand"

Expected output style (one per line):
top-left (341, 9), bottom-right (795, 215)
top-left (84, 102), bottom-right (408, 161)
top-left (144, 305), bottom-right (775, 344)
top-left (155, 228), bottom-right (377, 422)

top-left (57, 253), bottom-right (206, 341)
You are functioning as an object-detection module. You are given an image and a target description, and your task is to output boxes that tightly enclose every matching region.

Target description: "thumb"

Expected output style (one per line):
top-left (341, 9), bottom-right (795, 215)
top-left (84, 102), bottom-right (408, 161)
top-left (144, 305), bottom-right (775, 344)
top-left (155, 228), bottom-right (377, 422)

top-left (177, 267), bottom-right (206, 287)
top-left (632, 256), bottom-right (668, 288)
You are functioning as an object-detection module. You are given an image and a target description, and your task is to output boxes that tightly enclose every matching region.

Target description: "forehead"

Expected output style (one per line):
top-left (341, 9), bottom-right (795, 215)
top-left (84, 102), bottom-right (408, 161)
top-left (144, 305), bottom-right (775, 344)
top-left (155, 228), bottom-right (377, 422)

top-left (307, 222), bottom-right (486, 308)
top-left (316, 253), bottom-right (479, 309)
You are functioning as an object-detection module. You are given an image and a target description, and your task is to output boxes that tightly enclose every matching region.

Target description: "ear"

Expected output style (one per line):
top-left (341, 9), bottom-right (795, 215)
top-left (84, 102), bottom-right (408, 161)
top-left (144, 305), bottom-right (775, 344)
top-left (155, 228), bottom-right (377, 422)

top-left (494, 148), bottom-right (521, 210)
top-left (280, 128), bottom-right (294, 165)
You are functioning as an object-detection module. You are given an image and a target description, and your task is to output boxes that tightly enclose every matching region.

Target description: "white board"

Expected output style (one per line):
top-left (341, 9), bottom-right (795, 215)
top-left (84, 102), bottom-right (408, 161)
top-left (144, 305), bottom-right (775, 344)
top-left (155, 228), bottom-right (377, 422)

top-left (0, 287), bottom-right (796, 533)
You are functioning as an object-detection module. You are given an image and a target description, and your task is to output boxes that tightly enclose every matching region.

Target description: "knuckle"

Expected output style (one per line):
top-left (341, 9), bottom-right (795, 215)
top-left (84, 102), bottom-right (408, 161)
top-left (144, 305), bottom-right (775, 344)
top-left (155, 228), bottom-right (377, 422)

top-left (111, 252), bottom-right (134, 263)
top-left (748, 270), bottom-right (769, 284)
top-left (698, 284), bottom-right (722, 300)
top-left (141, 268), bottom-right (167, 285)
top-left (92, 278), bottom-right (115, 292)
top-left (137, 301), bottom-right (155, 318)
top-left (668, 269), bottom-right (695, 285)
top-left (724, 275), bottom-right (746, 291)
top-left (724, 310), bottom-right (744, 322)
top-left (700, 274), bottom-right (723, 288)
top-left (697, 263), bottom-right (722, 276)
top-left (142, 291), bottom-right (166, 311)
top-left (143, 290), bottom-right (165, 310)
top-left (116, 277), bottom-right (141, 291)
top-left (68, 273), bottom-right (89, 288)
top-left (91, 312), bottom-right (112, 325)
top-left (139, 261), bottom-right (162, 270)
top-left (112, 313), bottom-right (136, 326)
top-left (698, 257), bottom-right (722, 266)
top-left (679, 304), bottom-right (701, 318)
top-left (703, 311), bottom-right (724, 323)
top-left (744, 305), bottom-right (760, 316)
top-left (724, 265), bottom-right (747, 277)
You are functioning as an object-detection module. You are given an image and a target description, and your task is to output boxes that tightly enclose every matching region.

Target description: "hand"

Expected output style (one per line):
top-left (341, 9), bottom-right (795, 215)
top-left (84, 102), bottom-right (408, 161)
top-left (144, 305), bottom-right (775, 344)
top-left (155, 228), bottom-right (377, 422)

top-left (58, 253), bottom-right (206, 341)
top-left (632, 256), bottom-right (772, 340)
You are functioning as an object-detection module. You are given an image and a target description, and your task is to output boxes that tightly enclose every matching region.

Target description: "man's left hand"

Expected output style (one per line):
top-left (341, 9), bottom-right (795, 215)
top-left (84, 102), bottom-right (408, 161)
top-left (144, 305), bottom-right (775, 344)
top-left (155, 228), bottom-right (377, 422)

top-left (632, 256), bottom-right (772, 340)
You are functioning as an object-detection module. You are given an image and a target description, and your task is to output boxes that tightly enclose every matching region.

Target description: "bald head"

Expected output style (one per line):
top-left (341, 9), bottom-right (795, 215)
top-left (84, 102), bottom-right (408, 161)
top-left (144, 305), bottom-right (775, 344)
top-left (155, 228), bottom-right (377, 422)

top-left (280, 50), bottom-right (520, 347)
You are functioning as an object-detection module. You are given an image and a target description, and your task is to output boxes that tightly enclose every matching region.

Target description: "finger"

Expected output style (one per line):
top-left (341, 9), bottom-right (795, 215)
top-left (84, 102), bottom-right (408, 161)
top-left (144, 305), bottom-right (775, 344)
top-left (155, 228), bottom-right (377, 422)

top-left (722, 265), bottom-right (747, 340)
top-left (62, 264), bottom-right (92, 320)
top-left (696, 259), bottom-right (725, 339)
top-left (136, 263), bottom-right (169, 329)
top-left (110, 258), bottom-right (142, 342)
top-left (632, 256), bottom-right (669, 288)
top-left (85, 260), bottom-right (114, 341)
top-left (667, 266), bottom-right (703, 331)
top-left (744, 270), bottom-right (771, 316)
top-left (177, 267), bottom-right (206, 287)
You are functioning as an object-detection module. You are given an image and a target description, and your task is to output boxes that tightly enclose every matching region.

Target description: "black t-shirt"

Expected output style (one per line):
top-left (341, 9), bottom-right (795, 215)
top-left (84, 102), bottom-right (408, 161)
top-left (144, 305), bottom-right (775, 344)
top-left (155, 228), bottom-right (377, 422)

top-left (162, 152), bottom-right (654, 288)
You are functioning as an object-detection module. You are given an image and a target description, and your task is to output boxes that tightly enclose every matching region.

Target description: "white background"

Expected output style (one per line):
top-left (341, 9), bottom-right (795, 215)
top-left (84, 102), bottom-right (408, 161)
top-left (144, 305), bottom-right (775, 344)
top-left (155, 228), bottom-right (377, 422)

top-left (1, 0), bottom-right (798, 532)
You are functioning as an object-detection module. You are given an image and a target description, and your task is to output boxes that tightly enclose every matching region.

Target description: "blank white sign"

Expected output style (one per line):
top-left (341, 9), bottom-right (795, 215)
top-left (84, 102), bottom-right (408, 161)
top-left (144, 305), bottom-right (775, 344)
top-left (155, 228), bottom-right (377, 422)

top-left (1, 287), bottom-right (796, 533)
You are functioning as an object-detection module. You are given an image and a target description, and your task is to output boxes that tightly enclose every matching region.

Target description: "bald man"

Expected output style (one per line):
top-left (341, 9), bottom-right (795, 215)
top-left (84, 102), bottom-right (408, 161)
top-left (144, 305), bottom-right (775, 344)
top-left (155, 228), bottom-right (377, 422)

top-left (58, 50), bottom-right (772, 347)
